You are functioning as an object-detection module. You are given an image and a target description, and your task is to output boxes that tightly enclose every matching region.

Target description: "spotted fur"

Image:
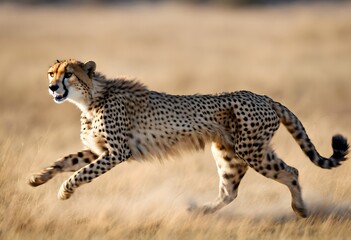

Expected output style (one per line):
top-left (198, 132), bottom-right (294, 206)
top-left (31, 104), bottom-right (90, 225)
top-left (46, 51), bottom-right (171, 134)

top-left (29, 59), bottom-right (349, 217)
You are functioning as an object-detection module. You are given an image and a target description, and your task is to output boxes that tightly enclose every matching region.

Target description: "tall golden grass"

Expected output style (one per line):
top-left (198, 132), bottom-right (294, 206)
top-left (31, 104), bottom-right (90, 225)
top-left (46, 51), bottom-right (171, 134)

top-left (0, 2), bottom-right (350, 239)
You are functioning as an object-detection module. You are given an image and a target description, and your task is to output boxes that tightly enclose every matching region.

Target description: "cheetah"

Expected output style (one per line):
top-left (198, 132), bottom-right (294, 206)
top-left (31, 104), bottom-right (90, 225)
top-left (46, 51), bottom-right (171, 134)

top-left (29, 59), bottom-right (349, 218)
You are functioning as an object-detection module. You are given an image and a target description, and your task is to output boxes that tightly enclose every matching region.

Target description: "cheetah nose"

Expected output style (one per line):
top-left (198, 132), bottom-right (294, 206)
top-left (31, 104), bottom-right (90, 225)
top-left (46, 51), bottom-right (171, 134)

top-left (49, 84), bottom-right (59, 92)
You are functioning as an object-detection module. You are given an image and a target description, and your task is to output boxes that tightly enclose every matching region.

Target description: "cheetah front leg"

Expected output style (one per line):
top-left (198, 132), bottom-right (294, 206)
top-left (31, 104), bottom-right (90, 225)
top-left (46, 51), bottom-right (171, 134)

top-left (28, 150), bottom-right (98, 187)
top-left (58, 151), bottom-right (130, 200)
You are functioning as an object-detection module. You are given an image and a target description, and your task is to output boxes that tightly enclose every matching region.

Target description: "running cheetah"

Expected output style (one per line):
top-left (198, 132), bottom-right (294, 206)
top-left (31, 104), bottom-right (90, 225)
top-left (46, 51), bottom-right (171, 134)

top-left (29, 59), bottom-right (349, 217)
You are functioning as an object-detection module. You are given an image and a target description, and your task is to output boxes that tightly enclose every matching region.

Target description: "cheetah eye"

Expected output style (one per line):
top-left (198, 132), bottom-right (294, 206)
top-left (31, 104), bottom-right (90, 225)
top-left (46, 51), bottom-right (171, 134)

top-left (64, 72), bottom-right (73, 79)
top-left (48, 72), bottom-right (54, 78)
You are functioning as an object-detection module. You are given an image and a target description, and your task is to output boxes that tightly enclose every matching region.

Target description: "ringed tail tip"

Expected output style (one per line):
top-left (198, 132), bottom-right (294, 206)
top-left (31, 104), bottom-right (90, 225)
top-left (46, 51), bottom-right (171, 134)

top-left (331, 134), bottom-right (349, 162)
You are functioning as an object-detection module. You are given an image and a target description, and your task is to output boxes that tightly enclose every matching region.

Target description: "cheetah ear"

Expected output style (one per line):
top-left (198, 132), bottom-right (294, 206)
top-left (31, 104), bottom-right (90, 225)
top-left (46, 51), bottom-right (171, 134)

top-left (83, 61), bottom-right (96, 78)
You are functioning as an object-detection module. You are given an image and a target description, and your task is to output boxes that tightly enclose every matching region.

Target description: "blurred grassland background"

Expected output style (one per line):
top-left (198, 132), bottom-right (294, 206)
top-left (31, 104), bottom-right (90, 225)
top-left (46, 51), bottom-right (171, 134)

top-left (0, 1), bottom-right (351, 239)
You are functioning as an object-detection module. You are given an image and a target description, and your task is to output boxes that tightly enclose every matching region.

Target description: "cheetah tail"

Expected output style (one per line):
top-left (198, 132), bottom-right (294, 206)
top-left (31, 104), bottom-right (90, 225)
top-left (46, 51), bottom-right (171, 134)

top-left (271, 100), bottom-right (349, 169)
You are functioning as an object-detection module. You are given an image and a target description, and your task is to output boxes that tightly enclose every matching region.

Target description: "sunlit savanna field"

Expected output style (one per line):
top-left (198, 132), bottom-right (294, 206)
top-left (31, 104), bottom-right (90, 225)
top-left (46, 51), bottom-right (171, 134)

top-left (0, 2), bottom-right (351, 239)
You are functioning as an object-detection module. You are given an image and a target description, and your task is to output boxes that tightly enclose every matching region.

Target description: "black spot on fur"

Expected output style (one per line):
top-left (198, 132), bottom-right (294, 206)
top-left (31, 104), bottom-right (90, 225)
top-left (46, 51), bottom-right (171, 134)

top-left (273, 164), bottom-right (279, 171)
top-left (296, 132), bottom-right (303, 139)
top-left (72, 158), bottom-right (78, 165)
top-left (53, 165), bottom-right (62, 170)
top-left (232, 183), bottom-right (239, 191)
top-left (223, 173), bottom-right (234, 179)
top-left (318, 158), bottom-right (325, 167)
top-left (306, 150), bottom-right (316, 160)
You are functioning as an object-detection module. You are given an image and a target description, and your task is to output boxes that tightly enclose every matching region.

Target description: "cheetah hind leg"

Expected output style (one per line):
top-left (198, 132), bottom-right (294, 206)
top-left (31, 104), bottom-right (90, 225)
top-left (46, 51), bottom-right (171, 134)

top-left (252, 148), bottom-right (308, 218)
top-left (189, 143), bottom-right (248, 215)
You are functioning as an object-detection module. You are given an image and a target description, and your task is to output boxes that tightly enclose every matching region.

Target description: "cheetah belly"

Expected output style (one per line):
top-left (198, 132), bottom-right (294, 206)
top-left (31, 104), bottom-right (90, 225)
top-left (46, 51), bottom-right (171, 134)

top-left (81, 132), bottom-right (106, 156)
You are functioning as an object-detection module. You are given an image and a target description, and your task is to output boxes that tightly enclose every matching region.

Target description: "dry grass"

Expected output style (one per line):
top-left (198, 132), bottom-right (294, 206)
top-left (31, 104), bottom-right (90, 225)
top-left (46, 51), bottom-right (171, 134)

top-left (0, 2), bottom-right (351, 239)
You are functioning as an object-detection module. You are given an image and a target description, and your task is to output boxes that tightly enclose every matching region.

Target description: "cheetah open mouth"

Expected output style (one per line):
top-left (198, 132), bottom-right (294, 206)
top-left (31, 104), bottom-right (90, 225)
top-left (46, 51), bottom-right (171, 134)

top-left (53, 91), bottom-right (68, 103)
top-left (52, 79), bottom-right (69, 103)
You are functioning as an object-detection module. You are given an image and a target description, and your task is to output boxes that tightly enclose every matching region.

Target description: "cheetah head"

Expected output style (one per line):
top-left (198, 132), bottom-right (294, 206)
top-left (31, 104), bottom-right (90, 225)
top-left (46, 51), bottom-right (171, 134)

top-left (47, 59), bottom-right (95, 105)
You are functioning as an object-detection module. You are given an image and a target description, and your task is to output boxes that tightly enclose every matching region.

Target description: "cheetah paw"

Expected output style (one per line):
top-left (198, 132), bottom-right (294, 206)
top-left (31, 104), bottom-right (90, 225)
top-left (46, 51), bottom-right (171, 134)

top-left (187, 203), bottom-right (216, 215)
top-left (58, 182), bottom-right (74, 200)
top-left (292, 203), bottom-right (308, 218)
top-left (28, 173), bottom-right (48, 187)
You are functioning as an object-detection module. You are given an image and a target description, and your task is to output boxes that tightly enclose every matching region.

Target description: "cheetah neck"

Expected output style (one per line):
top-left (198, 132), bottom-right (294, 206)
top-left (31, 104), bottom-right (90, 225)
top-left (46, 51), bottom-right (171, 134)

top-left (69, 73), bottom-right (107, 114)
top-left (67, 90), bottom-right (92, 113)
top-left (72, 100), bottom-right (91, 113)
